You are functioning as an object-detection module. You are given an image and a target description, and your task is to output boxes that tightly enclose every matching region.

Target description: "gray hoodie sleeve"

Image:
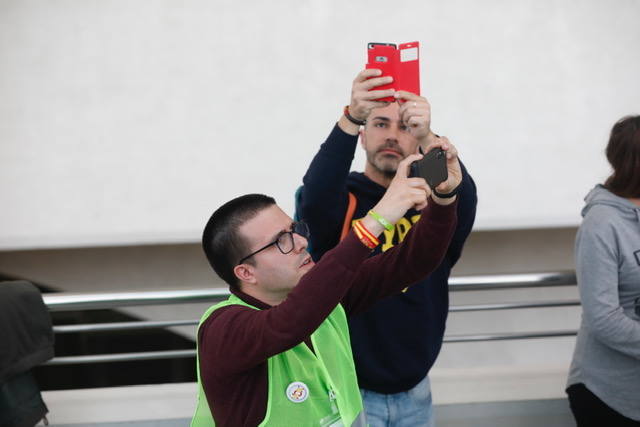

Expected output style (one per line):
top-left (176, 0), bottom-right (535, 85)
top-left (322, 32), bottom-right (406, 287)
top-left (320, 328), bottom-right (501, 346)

top-left (575, 211), bottom-right (640, 360)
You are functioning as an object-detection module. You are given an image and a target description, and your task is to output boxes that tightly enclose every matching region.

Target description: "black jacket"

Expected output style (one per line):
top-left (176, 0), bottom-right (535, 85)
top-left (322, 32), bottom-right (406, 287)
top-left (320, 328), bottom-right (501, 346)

top-left (0, 281), bottom-right (54, 427)
top-left (297, 124), bottom-right (477, 393)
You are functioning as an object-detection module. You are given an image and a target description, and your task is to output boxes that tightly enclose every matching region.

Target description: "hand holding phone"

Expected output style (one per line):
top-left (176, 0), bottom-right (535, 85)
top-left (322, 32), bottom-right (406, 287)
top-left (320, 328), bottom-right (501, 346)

top-left (409, 146), bottom-right (448, 189)
top-left (366, 41), bottom-right (420, 102)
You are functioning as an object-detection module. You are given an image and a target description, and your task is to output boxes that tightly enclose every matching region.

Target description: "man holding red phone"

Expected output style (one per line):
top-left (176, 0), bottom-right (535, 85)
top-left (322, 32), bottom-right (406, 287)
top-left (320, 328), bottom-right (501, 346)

top-left (296, 66), bottom-right (477, 426)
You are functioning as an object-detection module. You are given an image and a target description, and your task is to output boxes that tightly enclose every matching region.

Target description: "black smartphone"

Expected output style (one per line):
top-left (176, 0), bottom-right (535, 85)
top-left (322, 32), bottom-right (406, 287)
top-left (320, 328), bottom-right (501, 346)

top-left (409, 147), bottom-right (448, 189)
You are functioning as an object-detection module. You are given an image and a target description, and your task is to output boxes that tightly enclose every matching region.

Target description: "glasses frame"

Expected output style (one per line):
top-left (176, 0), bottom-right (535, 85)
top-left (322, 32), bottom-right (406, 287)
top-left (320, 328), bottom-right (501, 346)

top-left (237, 221), bottom-right (309, 266)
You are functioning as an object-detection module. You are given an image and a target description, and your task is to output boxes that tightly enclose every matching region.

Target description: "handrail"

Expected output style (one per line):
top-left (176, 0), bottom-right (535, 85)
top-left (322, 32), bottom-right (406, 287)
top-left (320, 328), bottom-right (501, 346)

top-left (51, 299), bottom-right (581, 334)
top-left (44, 329), bottom-right (580, 365)
top-left (42, 271), bottom-right (577, 311)
top-left (448, 271), bottom-right (576, 291)
top-left (44, 288), bottom-right (229, 311)
top-left (444, 330), bottom-right (578, 343)
top-left (41, 271), bottom-right (580, 366)
top-left (46, 350), bottom-right (196, 365)
top-left (449, 299), bottom-right (580, 312)
top-left (53, 319), bottom-right (199, 334)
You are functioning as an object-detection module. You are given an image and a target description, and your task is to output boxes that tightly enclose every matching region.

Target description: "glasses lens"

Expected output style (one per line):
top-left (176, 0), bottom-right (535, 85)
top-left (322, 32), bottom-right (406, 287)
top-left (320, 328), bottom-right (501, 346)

top-left (276, 232), bottom-right (294, 254)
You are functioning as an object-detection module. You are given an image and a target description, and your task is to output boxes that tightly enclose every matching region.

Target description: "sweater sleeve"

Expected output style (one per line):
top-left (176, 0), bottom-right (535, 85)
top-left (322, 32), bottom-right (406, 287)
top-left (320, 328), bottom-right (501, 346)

top-left (298, 124), bottom-right (359, 260)
top-left (342, 199), bottom-right (458, 316)
top-left (445, 160), bottom-right (478, 268)
top-left (199, 233), bottom-right (372, 375)
top-left (575, 211), bottom-right (640, 360)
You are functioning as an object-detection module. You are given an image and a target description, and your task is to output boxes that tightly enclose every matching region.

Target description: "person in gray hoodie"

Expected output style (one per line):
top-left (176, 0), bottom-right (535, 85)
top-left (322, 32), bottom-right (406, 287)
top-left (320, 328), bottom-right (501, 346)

top-left (567, 115), bottom-right (640, 426)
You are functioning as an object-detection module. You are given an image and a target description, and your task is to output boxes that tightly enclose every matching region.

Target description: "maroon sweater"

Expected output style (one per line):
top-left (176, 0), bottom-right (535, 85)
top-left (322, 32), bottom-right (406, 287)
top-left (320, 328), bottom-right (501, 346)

top-left (198, 200), bottom-right (458, 426)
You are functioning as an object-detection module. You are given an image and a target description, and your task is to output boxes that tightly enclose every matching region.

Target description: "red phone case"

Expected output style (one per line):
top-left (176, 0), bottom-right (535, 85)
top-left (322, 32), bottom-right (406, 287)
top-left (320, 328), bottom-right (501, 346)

top-left (398, 42), bottom-right (420, 96)
top-left (366, 43), bottom-right (398, 102)
top-left (366, 41), bottom-right (420, 102)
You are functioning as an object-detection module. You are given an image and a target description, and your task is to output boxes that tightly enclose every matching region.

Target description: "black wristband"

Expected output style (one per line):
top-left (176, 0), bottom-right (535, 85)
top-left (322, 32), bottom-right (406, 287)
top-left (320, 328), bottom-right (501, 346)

top-left (433, 186), bottom-right (459, 199)
top-left (344, 105), bottom-right (366, 126)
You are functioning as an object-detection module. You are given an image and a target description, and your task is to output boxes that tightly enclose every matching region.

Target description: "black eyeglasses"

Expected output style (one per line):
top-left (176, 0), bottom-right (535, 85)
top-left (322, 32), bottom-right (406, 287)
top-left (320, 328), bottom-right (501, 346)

top-left (237, 221), bottom-right (310, 265)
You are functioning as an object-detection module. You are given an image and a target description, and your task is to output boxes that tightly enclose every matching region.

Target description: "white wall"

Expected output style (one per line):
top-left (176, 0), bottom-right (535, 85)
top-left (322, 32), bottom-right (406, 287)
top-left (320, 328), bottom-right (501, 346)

top-left (1, 0), bottom-right (639, 249)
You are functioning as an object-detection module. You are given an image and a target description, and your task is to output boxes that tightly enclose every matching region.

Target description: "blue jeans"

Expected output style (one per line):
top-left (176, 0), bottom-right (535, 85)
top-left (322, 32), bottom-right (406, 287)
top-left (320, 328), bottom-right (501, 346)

top-left (360, 375), bottom-right (435, 427)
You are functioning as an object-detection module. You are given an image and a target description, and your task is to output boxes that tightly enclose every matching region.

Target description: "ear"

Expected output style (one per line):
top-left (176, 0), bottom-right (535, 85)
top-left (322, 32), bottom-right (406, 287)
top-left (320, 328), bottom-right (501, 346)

top-left (359, 128), bottom-right (366, 149)
top-left (233, 263), bottom-right (257, 285)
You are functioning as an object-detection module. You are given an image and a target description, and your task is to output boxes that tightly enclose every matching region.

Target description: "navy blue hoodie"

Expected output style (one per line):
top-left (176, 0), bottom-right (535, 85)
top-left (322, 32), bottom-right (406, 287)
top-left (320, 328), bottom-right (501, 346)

top-left (297, 124), bottom-right (477, 393)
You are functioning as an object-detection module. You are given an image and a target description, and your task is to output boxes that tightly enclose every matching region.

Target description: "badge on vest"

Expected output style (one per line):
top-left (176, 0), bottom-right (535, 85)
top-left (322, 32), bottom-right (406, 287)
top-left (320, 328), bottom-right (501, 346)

top-left (286, 381), bottom-right (309, 403)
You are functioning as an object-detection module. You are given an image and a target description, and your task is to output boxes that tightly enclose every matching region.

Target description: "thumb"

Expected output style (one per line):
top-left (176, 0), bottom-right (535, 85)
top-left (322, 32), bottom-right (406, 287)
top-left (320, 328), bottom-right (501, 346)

top-left (395, 153), bottom-right (423, 178)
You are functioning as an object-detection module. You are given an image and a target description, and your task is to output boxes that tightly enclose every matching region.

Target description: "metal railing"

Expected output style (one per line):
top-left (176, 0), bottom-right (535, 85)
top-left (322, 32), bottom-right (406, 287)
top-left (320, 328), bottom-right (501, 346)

top-left (43, 271), bottom-right (579, 366)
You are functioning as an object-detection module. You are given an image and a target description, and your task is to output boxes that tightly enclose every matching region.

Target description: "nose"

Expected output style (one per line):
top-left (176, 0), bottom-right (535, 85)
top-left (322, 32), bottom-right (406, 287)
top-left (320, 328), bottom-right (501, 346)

top-left (385, 124), bottom-right (400, 142)
top-left (292, 232), bottom-right (308, 253)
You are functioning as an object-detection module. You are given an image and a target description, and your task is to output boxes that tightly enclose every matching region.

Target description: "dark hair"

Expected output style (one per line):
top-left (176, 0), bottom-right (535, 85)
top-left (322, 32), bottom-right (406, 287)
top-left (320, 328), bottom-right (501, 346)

top-left (604, 115), bottom-right (640, 198)
top-left (202, 194), bottom-right (276, 290)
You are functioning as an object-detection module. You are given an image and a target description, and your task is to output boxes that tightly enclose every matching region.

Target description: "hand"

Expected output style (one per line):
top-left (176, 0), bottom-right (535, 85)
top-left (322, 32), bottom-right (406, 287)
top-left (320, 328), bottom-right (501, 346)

top-left (395, 91), bottom-right (433, 141)
top-left (371, 154), bottom-right (432, 225)
top-left (348, 69), bottom-right (396, 122)
top-left (423, 136), bottom-right (462, 197)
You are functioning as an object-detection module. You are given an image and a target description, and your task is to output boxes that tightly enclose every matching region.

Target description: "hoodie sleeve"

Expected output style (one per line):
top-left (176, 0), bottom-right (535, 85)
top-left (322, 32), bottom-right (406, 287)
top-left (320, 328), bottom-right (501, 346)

top-left (575, 207), bottom-right (640, 360)
top-left (299, 124), bottom-right (359, 260)
top-left (443, 160), bottom-right (477, 268)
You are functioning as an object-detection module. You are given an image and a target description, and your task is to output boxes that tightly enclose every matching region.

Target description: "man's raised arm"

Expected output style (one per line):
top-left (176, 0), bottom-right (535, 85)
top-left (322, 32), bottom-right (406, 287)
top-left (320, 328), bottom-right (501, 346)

top-left (298, 69), bottom-right (397, 257)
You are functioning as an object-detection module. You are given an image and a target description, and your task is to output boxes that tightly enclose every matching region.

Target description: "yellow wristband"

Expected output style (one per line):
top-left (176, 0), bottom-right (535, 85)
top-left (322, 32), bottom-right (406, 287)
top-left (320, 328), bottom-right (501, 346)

top-left (353, 220), bottom-right (379, 249)
top-left (368, 210), bottom-right (394, 231)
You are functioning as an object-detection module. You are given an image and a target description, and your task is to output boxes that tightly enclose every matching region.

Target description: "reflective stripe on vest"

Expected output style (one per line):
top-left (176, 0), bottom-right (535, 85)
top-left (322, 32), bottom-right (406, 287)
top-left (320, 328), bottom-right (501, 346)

top-left (191, 294), bottom-right (364, 426)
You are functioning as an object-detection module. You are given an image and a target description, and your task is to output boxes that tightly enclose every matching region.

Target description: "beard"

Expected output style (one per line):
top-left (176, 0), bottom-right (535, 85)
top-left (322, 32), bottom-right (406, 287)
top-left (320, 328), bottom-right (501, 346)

top-left (370, 155), bottom-right (399, 178)
top-left (366, 142), bottom-right (405, 178)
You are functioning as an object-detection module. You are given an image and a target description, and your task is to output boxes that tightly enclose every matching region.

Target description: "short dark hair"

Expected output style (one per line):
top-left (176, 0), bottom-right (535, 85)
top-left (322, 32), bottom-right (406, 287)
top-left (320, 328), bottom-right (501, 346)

top-left (604, 115), bottom-right (640, 198)
top-left (202, 194), bottom-right (276, 290)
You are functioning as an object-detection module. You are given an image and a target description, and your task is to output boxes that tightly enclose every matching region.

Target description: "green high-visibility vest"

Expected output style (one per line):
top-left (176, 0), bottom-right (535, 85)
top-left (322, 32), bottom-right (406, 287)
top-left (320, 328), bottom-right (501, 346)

top-left (191, 294), bottom-right (366, 427)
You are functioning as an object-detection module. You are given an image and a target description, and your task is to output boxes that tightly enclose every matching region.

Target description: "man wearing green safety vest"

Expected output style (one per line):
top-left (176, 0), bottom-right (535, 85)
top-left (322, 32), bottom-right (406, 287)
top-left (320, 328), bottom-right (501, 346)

top-left (193, 150), bottom-right (462, 426)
